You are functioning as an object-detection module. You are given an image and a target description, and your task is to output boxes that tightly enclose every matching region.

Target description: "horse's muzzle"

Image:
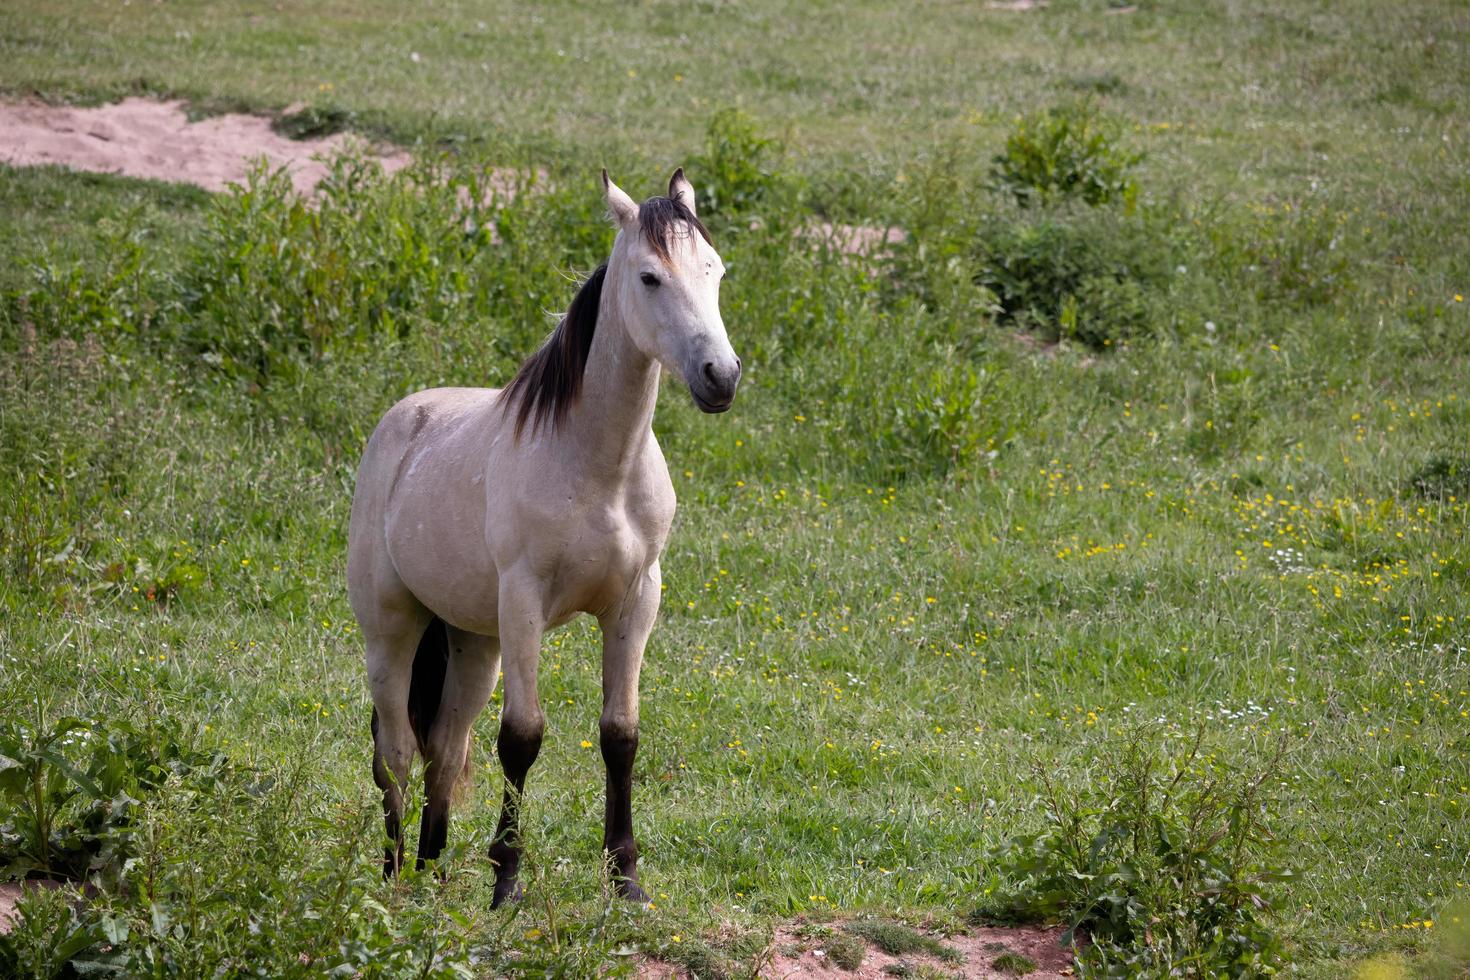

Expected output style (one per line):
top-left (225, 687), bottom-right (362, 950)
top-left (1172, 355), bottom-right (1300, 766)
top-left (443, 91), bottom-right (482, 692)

top-left (689, 355), bottom-right (741, 413)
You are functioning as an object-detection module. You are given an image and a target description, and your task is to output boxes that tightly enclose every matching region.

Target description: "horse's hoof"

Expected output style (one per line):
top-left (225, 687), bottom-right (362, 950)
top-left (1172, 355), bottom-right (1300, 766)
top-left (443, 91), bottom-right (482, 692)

top-left (616, 878), bottom-right (649, 904)
top-left (490, 878), bottom-right (524, 909)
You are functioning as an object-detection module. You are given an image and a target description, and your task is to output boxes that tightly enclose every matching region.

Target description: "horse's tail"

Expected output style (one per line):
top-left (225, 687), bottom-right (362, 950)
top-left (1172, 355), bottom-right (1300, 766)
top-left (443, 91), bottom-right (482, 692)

top-left (407, 616), bottom-right (449, 754)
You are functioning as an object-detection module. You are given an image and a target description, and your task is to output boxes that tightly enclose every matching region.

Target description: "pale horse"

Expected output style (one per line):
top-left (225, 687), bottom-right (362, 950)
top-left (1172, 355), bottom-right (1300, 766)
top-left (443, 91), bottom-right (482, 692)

top-left (347, 169), bottom-right (739, 907)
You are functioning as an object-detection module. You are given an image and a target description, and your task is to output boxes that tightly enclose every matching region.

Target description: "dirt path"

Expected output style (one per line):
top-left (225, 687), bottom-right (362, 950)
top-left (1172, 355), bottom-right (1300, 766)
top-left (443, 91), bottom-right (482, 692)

top-left (0, 97), bottom-right (410, 194)
top-left (642, 919), bottom-right (1075, 979)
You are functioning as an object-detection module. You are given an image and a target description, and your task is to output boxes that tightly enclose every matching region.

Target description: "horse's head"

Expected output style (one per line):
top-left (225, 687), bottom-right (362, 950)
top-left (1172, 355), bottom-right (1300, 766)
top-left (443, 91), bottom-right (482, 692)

top-left (603, 169), bottom-right (741, 413)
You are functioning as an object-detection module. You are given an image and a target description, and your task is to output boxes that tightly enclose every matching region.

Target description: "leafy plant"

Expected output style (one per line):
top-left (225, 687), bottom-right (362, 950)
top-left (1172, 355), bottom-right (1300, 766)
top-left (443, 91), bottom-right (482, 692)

top-left (0, 883), bottom-right (109, 979)
top-left (21, 211), bottom-right (167, 341)
top-left (691, 108), bottom-right (794, 222)
top-left (991, 102), bottom-right (1139, 210)
top-left (988, 728), bottom-right (1291, 978)
top-left (0, 715), bottom-right (222, 882)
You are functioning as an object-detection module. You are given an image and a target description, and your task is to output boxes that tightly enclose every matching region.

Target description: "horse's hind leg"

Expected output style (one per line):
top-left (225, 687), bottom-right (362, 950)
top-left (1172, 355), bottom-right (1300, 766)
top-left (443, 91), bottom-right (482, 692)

top-left (417, 627), bottom-right (500, 870)
top-left (366, 611), bottom-right (431, 877)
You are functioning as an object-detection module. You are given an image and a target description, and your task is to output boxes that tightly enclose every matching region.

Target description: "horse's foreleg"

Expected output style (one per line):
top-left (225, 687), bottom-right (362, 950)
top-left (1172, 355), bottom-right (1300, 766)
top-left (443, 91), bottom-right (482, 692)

top-left (367, 620), bottom-right (428, 878)
top-left (597, 564), bottom-right (661, 903)
top-left (489, 583), bottom-right (545, 909)
top-left (418, 628), bottom-right (500, 871)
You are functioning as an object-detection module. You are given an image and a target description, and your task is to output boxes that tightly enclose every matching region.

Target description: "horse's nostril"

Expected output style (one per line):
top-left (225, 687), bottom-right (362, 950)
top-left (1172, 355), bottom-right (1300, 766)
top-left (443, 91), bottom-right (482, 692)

top-left (703, 362), bottom-right (718, 385)
top-left (734, 356), bottom-right (743, 372)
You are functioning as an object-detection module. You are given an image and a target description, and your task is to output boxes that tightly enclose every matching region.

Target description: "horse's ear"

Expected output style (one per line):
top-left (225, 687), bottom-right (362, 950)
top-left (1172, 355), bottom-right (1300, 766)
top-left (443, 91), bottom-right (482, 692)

top-left (668, 167), bottom-right (697, 217)
top-left (602, 170), bottom-right (638, 227)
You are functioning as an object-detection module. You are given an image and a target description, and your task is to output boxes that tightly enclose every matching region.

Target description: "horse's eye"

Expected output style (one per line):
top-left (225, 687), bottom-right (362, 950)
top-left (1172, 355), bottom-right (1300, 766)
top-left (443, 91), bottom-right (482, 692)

top-left (640, 272), bottom-right (660, 288)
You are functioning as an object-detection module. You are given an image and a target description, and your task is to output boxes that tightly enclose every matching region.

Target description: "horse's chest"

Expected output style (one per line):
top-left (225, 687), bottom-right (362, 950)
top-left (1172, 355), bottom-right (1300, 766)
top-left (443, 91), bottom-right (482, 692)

top-left (545, 507), bottom-right (660, 616)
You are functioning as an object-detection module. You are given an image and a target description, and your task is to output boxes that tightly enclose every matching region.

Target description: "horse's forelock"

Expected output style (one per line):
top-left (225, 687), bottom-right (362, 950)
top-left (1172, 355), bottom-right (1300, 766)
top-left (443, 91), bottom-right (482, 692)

top-left (637, 196), bottom-right (712, 263)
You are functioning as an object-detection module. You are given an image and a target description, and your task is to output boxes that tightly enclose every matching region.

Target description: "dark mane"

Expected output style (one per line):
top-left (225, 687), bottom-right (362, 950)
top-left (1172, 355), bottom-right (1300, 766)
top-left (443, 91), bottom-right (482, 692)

top-left (502, 196), bottom-right (715, 439)
top-left (502, 263), bottom-right (607, 439)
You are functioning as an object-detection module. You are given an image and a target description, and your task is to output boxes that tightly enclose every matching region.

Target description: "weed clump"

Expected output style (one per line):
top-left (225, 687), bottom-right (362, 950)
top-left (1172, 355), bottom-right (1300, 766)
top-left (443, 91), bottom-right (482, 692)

top-left (0, 715), bottom-right (223, 883)
top-left (1208, 197), bottom-right (1353, 306)
top-left (843, 919), bottom-right (962, 964)
top-left (988, 727), bottom-right (1290, 977)
top-left (990, 102), bottom-right (1139, 210)
top-left (661, 936), bottom-right (732, 979)
top-left (1407, 452), bottom-right (1470, 500)
top-left (991, 950), bottom-right (1037, 975)
top-left (825, 930), bottom-right (866, 969)
top-left (272, 102), bottom-right (356, 140)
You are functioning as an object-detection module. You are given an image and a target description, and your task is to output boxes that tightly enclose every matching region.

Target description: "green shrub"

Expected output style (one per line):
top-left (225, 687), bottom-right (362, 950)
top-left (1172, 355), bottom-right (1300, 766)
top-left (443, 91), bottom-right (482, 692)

top-left (988, 728), bottom-right (1290, 978)
top-left (692, 108), bottom-right (795, 222)
top-left (974, 210), bottom-right (1169, 349)
top-left (20, 213), bottom-right (167, 341)
top-left (18, 153), bottom-right (613, 390)
top-left (175, 156), bottom-right (487, 383)
top-left (990, 102), bottom-right (1139, 210)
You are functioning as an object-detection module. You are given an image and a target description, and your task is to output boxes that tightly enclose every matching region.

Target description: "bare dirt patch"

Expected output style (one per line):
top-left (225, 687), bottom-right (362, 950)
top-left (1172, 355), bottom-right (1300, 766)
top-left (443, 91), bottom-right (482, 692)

top-left (808, 221), bottom-right (907, 256)
top-left (0, 97), bottom-right (411, 194)
top-left (641, 918), bottom-right (1075, 979)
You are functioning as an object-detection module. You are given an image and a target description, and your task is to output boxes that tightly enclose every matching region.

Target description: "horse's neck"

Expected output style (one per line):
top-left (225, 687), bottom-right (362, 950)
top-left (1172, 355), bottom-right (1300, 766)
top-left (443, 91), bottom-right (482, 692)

top-left (559, 291), bottom-right (661, 482)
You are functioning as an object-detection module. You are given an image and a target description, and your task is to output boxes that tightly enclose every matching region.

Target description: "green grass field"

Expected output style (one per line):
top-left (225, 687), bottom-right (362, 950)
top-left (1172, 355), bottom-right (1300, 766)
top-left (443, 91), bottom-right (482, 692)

top-left (2, 1), bottom-right (1468, 976)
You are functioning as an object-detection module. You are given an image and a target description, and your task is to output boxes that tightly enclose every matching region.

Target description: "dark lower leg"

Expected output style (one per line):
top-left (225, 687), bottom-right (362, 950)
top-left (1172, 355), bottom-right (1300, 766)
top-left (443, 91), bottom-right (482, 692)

top-left (381, 804), bottom-right (404, 878)
top-left (489, 720), bottom-right (542, 908)
top-left (371, 708), bottom-right (406, 878)
top-left (600, 720), bottom-right (645, 901)
top-left (416, 797), bottom-right (449, 871)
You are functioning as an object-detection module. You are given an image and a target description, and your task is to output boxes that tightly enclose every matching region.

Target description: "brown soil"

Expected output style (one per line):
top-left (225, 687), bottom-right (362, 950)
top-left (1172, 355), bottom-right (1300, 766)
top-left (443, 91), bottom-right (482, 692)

top-left (642, 918), bottom-right (1075, 979)
top-left (0, 97), bottom-right (410, 194)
